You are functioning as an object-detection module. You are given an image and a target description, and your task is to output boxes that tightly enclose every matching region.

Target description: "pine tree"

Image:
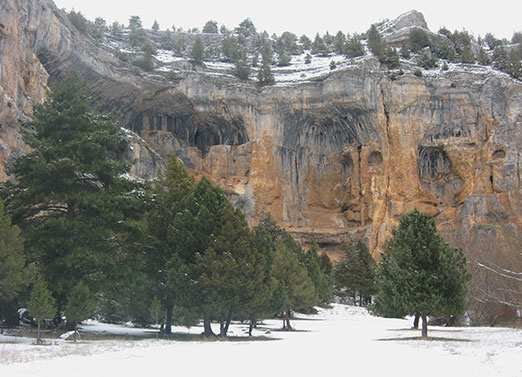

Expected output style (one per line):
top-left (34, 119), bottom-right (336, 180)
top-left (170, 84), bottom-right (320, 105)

top-left (334, 31), bottom-right (346, 54)
top-left (408, 28), bottom-right (430, 53)
top-left (2, 73), bottom-right (142, 313)
top-left (202, 20), bottom-right (218, 34)
top-left (272, 234), bottom-right (316, 330)
top-left (374, 210), bottom-right (470, 337)
top-left (151, 20), bottom-right (160, 31)
top-left (506, 50), bottom-right (522, 79)
top-left (333, 241), bottom-right (377, 305)
top-left (145, 155), bottom-right (194, 334)
top-left (234, 48), bottom-right (251, 80)
top-left (367, 24), bottom-right (385, 58)
top-left (344, 35), bottom-right (365, 58)
top-left (311, 34), bottom-right (328, 56)
top-left (27, 278), bottom-right (56, 344)
top-left (128, 16), bottom-right (145, 47)
top-left (64, 281), bottom-right (95, 340)
top-left (191, 35), bottom-right (205, 64)
top-left (257, 42), bottom-right (275, 85)
top-left (0, 201), bottom-right (30, 326)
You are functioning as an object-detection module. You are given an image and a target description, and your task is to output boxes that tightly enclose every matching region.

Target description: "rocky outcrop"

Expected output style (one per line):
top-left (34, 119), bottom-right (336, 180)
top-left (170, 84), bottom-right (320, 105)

top-left (1, 0), bottom-right (521, 260)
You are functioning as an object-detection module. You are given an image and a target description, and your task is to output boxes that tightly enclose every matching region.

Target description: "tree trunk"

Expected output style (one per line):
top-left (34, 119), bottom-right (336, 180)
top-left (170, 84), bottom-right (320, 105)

top-left (421, 313), bottom-right (428, 338)
top-left (284, 310), bottom-right (292, 330)
top-left (164, 305), bottom-right (173, 334)
top-left (73, 320), bottom-right (78, 342)
top-left (203, 315), bottom-right (215, 337)
top-left (413, 313), bottom-right (420, 329)
top-left (248, 318), bottom-right (256, 337)
top-left (37, 319), bottom-right (41, 344)
top-left (223, 309), bottom-right (232, 336)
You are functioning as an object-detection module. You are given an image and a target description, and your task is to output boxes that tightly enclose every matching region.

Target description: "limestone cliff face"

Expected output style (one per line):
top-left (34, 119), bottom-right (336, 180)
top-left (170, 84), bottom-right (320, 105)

top-left (1, 0), bottom-right (521, 258)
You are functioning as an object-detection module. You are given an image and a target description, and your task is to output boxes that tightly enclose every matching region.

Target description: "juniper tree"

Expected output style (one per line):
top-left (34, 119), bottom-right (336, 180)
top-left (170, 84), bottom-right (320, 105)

top-left (27, 277), bottom-right (56, 344)
top-left (64, 281), bottom-right (95, 340)
top-left (374, 210), bottom-right (470, 337)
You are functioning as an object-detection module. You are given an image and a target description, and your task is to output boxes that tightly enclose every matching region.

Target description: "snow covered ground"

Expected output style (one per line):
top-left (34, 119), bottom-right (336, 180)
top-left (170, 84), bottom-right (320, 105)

top-left (1, 304), bottom-right (521, 376)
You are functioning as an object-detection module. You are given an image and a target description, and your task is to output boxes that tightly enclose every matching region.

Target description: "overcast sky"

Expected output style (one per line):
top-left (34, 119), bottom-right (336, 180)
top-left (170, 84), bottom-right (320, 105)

top-left (53, 0), bottom-right (521, 40)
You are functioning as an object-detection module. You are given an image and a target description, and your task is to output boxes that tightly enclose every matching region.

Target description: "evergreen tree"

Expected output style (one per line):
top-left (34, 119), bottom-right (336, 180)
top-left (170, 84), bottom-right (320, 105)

top-left (333, 241), bottom-right (376, 305)
top-left (506, 50), bottom-right (522, 79)
top-left (380, 46), bottom-right (400, 68)
top-left (257, 42), bottom-right (275, 85)
top-left (145, 155), bottom-right (194, 334)
top-left (492, 46), bottom-right (508, 71)
top-left (235, 18), bottom-right (256, 38)
top-left (2, 73), bottom-right (142, 313)
top-left (400, 43), bottom-right (410, 59)
top-left (221, 35), bottom-right (240, 62)
top-left (202, 20), bottom-right (218, 34)
top-left (304, 241), bottom-right (332, 304)
top-left (311, 34), bottom-right (328, 56)
top-left (300, 35), bottom-right (312, 50)
top-left (234, 48), bottom-right (251, 80)
top-left (151, 20), bottom-right (160, 31)
top-left (128, 16), bottom-right (145, 47)
top-left (334, 31), bottom-right (347, 54)
top-left (367, 24), bottom-right (385, 58)
top-left (0, 201), bottom-right (30, 326)
top-left (344, 34), bottom-right (365, 58)
top-left (304, 53), bottom-right (312, 64)
top-left (27, 277), bottom-right (56, 344)
top-left (64, 281), bottom-right (95, 340)
top-left (191, 36), bottom-right (205, 64)
top-left (408, 28), bottom-right (430, 53)
top-left (272, 234), bottom-right (316, 330)
top-left (197, 207), bottom-right (266, 337)
top-left (374, 210), bottom-right (470, 337)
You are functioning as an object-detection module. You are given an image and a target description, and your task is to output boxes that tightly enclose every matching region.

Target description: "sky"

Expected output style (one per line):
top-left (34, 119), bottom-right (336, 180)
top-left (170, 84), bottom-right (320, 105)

top-left (52, 0), bottom-right (521, 40)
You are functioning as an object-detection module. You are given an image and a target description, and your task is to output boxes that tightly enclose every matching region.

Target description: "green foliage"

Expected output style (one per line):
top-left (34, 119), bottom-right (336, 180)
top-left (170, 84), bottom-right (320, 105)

top-left (333, 241), bottom-right (376, 305)
top-left (380, 47), bottom-right (400, 68)
top-left (417, 50), bottom-right (439, 69)
top-left (151, 20), bottom-right (160, 31)
top-left (234, 48), bottom-right (251, 80)
top-left (191, 36), bottom-right (205, 64)
top-left (506, 50), bottom-right (522, 79)
top-left (221, 36), bottom-right (240, 62)
top-left (400, 43), bottom-right (410, 59)
top-left (344, 35), bottom-right (365, 58)
top-left (329, 60), bottom-right (337, 70)
top-left (235, 18), bottom-right (256, 38)
top-left (0, 201), bottom-right (30, 322)
top-left (67, 11), bottom-right (88, 34)
top-left (277, 52), bottom-right (291, 67)
top-left (311, 34), bottom-right (329, 56)
top-left (367, 24), bottom-right (385, 57)
top-left (202, 20), bottom-right (219, 34)
top-left (492, 46), bottom-right (508, 71)
top-left (300, 35), bottom-right (312, 50)
top-left (334, 31), bottom-right (346, 54)
top-left (272, 235), bottom-right (317, 315)
top-left (128, 16), bottom-right (145, 47)
top-left (2, 73), bottom-right (142, 311)
top-left (484, 32), bottom-right (503, 50)
top-left (304, 242), bottom-right (332, 304)
top-left (408, 28), bottom-right (430, 53)
top-left (27, 277), bottom-right (56, 344)
top-left (373, 210), bottom-right (470, 336)
top-left (257, 42), bottom-right (275, 85)
top-left (64, 281), bottom-right (95, 329)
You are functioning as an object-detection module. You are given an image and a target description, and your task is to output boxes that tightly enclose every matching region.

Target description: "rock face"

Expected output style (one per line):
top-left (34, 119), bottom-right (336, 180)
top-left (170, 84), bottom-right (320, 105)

top-left (1, 0), bottom-right (521, 259)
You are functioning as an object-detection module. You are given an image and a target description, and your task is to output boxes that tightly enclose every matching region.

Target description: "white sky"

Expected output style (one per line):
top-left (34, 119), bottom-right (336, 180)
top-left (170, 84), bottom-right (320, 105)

top-left (53, 0), bottom-right (521, 40)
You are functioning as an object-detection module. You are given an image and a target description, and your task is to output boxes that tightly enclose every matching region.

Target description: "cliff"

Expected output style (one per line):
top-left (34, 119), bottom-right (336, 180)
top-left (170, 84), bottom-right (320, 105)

top-left (1, 0), bottom-right (521, 258)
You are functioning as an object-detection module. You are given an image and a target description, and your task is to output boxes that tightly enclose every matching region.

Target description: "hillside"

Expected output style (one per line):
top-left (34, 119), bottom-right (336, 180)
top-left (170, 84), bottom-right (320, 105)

top-left (0, 0), bottom-right (521, 270)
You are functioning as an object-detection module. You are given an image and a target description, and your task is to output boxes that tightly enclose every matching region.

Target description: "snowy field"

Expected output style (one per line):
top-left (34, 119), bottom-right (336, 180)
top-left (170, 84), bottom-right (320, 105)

top-left (1, 304), bottom-right (521, 377)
